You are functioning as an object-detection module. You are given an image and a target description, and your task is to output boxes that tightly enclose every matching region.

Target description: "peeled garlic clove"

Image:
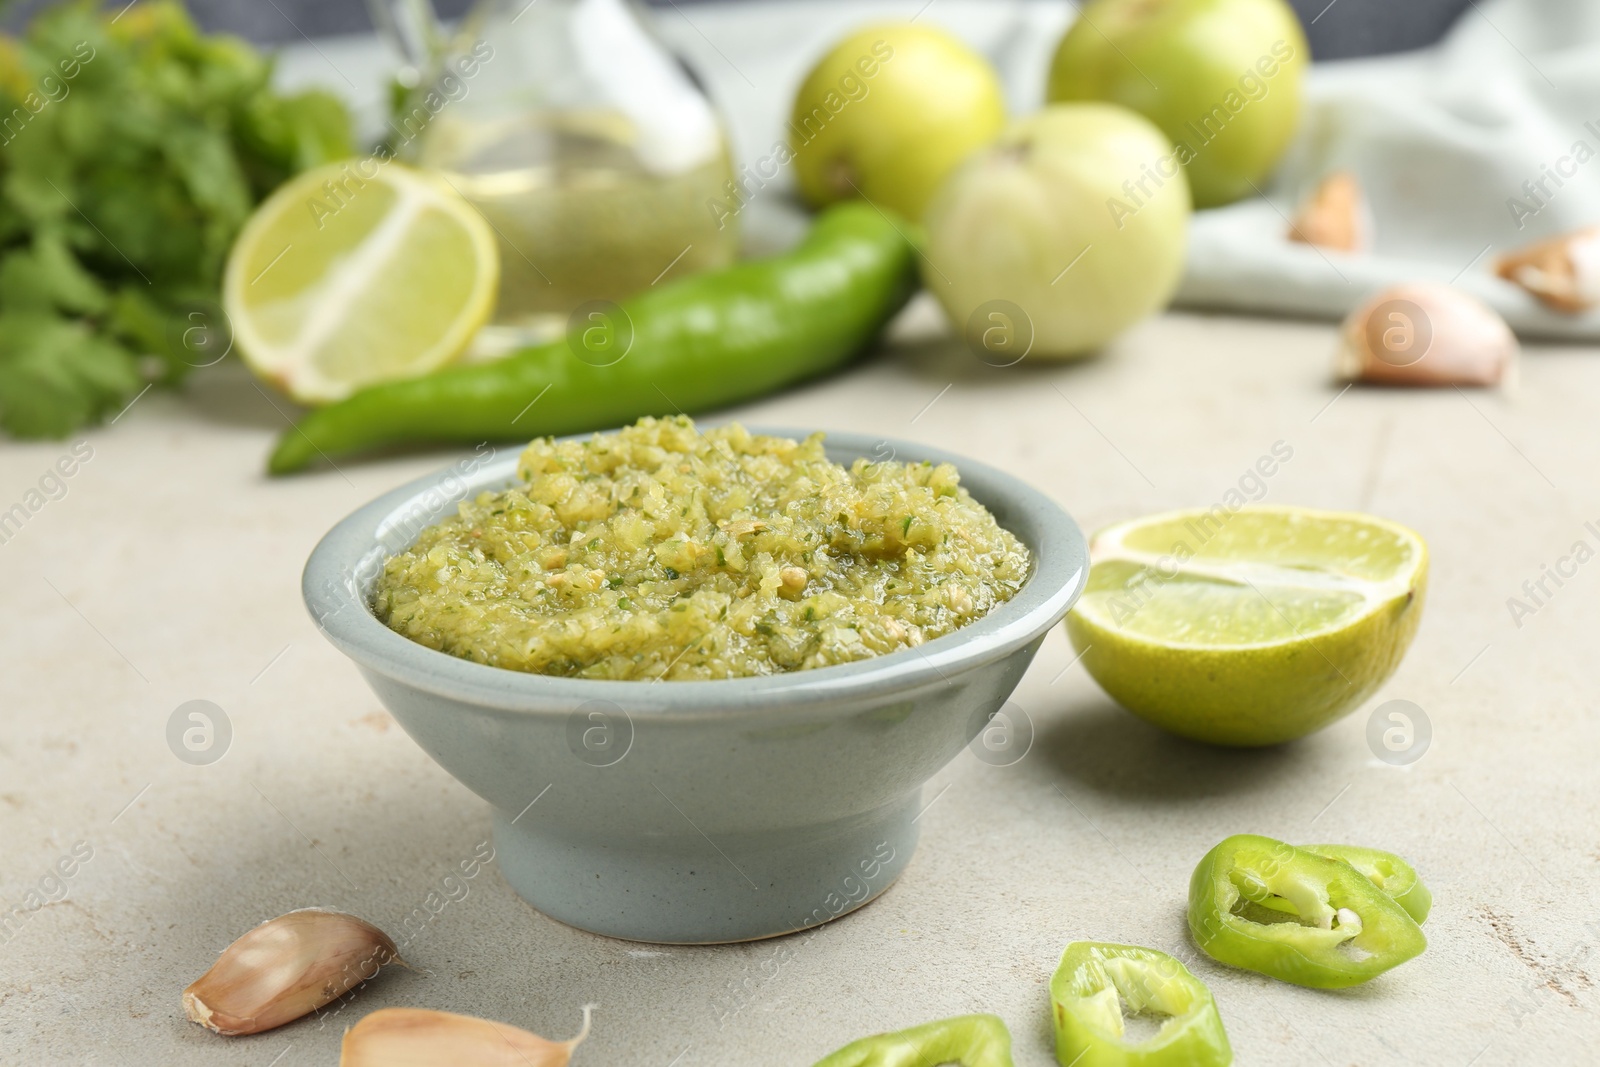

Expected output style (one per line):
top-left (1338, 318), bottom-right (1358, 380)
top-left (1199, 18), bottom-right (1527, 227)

top-left (1336, 282), bottom-right (1517, 387)
top-left (1494, 225), bottom-right (1600, 313)
top-left (341, 1006), bottom-right (593, 1066)
top-left (1288, 171), bottom-right (1370, 253)
top-left (184, 908), bottom-right (400, 1036)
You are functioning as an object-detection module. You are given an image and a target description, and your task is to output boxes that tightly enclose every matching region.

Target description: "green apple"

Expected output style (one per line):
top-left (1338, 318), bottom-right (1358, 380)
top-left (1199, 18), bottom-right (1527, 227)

top-left (1046, 0), bottom-right (1308, 208)
top-left (922, 104), bottom-right (1190, 359)
top-left (790, 23), bottom-right (1006, 221)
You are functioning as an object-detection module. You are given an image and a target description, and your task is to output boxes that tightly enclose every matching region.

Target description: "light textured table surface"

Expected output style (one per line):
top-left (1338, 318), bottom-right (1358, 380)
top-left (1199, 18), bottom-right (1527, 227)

top-left (3, 292), bottom-right (1599, 1066)
top-left (6, 1), bottom-right (1600, 1062)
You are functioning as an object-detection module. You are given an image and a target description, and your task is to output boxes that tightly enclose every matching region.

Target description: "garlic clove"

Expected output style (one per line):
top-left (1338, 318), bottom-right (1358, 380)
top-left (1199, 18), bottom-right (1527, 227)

top-left (1336, 282), bottom-right (1517, 387)
top-left (340, 1006), bottom-right (593, 1066)
top-left (184, 908), bottom-right (400, 1036)
top-left (1494, 226), bottom-right (1600, 313)
top-left (1288, 171), bottom-right (1370, 253)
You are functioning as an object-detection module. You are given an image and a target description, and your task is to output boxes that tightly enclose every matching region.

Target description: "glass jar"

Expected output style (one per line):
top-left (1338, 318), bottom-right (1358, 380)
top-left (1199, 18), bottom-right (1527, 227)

top-left (369, 0), bottom-right (739, 343)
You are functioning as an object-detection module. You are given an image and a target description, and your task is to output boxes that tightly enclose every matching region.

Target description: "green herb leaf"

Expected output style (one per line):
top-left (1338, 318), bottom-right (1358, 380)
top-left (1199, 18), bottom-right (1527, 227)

top-left (0, 311), bottom-right (140, 436)
top-left (0, 0), bottom-right (353, 438)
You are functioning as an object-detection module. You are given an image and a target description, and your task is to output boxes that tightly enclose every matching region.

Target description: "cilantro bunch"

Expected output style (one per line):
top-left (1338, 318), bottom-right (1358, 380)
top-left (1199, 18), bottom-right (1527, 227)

top-left (0, 0), bottom-right (351, 437)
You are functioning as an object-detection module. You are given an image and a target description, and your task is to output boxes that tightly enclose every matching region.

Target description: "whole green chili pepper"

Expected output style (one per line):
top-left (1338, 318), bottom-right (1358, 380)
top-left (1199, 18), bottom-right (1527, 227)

top-left (1050, 942), bottom-right (1231, 1067)
top-left (267, 202), bottom-right (918, 474)
top-left (810, 1014), bottom-right (1014, 1067)
top-left (1188, 834), bottom-right (1427, 989)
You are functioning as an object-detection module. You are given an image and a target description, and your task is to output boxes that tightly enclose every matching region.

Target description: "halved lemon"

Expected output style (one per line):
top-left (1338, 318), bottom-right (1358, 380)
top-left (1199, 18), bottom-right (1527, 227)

top-left (224, 161), bottom-right (498, 404)
top-left (1065, 506), bottom-right (1428, 746)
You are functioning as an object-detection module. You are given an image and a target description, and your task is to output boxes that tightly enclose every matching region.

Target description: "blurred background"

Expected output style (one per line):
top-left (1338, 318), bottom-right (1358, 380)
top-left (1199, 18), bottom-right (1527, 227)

top-left (3, 0), bottom-right (1475, 57)
top-left (0, 0), bottom-right (1588, 445)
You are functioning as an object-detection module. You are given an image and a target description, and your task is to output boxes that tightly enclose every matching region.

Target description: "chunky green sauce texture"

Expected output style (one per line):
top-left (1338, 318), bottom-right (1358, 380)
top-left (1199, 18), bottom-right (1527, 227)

top-left (375, 417), bottom-right (1030, 680)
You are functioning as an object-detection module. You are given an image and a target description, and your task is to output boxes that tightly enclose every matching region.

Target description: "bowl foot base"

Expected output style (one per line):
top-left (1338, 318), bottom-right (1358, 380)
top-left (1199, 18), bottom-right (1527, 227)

top-left (491, 792), bottom-right (921, 943)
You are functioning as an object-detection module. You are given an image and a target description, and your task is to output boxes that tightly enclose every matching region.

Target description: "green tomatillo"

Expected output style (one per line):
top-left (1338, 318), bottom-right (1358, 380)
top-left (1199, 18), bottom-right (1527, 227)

top-left (921, 104), bottom-right (1190, 360)
top-left (1045, 0), bottom-right (1308, 208)
top-left (790, 24), bottom-right (1006, 221)
top-left (1050, 942), bottom-right (1232, 1066)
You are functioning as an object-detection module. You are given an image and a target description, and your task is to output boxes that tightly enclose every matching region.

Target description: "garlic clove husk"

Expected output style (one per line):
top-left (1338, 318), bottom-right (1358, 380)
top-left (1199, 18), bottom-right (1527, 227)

top-left (1494, 225), bottom-right (1600, 314)
top-left (340, 1006), bottom-right (593, 1066)
top-left (1336, 282), bottom-right (1517, 387)
top-left (1288, 171), bottom-right (1370, 253)
top-left (184, 908), bottom-right (400, 1036)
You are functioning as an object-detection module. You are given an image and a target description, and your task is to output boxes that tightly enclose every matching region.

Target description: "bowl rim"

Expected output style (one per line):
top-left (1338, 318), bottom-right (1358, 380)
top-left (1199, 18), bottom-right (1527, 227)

top-left (302, 426), bottom-right (1087, 716)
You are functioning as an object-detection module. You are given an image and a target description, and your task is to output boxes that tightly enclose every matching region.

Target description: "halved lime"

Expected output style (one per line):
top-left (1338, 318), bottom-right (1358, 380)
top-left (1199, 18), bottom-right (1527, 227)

top-left (1065, 506), bottom-right (1427, 746)
top-left (224, 161), bottom-right (498, 404)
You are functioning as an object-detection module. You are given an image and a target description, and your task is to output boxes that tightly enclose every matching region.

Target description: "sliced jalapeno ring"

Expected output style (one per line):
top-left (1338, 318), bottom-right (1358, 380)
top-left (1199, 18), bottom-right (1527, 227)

top-left (1188, 834), bottom-right (1427, 989)
top-left (1300, 843), bottom-right (1431, 924)
top-left (1253, 844), bottom-right (1432, 925)
top-left (811, 1014), bottom-right (1014, 1067)
top-left (1050, 941), bottom-right (1231, 1067)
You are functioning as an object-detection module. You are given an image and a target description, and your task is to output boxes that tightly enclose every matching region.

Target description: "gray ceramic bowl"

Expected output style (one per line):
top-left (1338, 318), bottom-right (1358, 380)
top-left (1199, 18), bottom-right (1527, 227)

top-left (304, 429), bottom-right (1087, 943)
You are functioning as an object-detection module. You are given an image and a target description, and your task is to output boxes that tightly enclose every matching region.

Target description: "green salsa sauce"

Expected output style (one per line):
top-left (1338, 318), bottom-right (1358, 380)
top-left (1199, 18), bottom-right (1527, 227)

top-left (375, 417), bottom-right (1031, 680)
